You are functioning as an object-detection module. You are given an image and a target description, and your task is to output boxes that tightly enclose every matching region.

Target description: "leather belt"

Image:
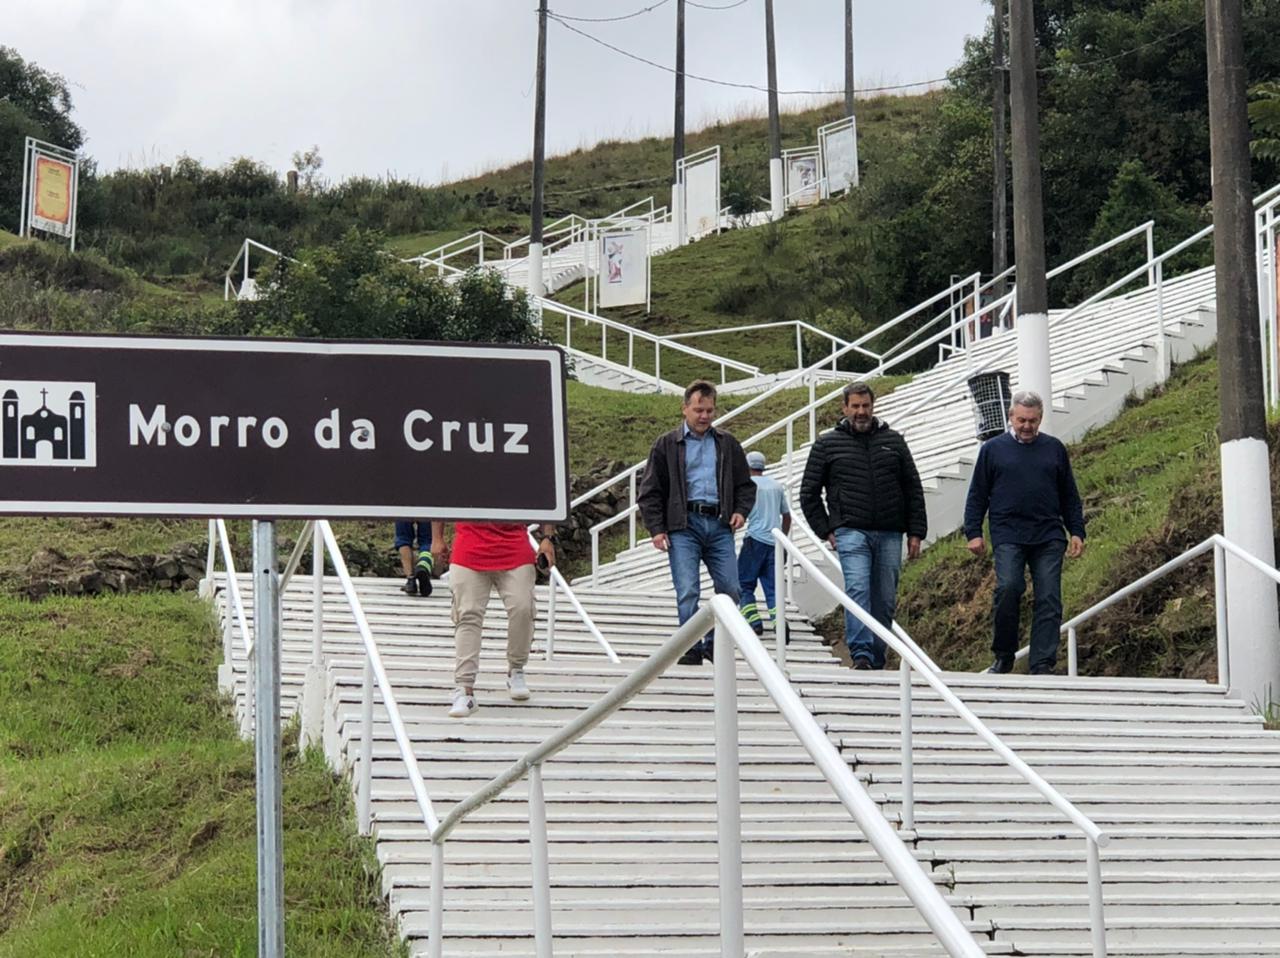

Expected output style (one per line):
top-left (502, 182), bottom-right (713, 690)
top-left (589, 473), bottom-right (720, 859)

top-left (687, 502), bottom-right (719, 517)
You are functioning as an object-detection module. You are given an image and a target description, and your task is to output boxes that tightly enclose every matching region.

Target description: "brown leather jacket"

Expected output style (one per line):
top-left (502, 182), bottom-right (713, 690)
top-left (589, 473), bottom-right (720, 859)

top-left (637, 425), bottom-right (756, 536)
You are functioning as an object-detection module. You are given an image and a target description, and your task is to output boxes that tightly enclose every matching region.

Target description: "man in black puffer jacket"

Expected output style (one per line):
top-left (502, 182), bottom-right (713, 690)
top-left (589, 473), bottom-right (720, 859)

top-left (800, 382), bottom-right (926, 670)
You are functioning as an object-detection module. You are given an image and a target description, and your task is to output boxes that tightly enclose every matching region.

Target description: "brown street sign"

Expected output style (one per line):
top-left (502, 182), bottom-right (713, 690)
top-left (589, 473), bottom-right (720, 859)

top-left (0, 333), bottom-right (568, 521)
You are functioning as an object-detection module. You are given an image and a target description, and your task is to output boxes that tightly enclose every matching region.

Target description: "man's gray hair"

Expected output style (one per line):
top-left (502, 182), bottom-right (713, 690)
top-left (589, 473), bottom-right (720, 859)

top-left (1009, 390), bottom-right (1044, 413)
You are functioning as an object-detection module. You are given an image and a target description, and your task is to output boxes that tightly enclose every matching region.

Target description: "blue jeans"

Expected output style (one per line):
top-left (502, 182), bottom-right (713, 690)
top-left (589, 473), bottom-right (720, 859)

top-left (668, 513), bottom-right (740, 655)
top-left (993, 540), bottom-right (1064, 672)
top-left (393, 521), bottom-right (432, 552)
top-left (737, 537), bottom-right (777, 633)
top-left (833, 528), bottom-right (904, 669)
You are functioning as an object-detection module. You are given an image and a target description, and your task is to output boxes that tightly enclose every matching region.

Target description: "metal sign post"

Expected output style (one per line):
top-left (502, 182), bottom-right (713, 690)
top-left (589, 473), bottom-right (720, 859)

top-left (252, 519), bottom-right (284, 957)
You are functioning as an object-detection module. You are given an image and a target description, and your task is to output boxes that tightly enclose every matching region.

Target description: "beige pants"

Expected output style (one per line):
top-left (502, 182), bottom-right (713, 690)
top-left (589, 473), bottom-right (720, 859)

top-left (450, 563), bottom-right (536, 689)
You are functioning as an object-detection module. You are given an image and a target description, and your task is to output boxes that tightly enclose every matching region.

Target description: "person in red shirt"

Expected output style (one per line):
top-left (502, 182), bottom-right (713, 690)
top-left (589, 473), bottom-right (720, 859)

top-left (431, 520), bottom-right (557, 717)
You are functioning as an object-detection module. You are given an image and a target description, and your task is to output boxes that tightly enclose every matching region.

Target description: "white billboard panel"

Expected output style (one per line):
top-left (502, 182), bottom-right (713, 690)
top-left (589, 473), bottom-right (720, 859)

top-left (597, 229), bottom-right (648, 308)
top-left (685, 155), bottom-right (720, 238)
top-left (822, 122), bottom-right (859, 194)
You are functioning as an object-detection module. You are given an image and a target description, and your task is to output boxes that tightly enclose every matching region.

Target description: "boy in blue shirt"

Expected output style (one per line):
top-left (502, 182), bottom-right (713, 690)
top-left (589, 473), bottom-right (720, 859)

top-left (738, 451), bottom-right (792, 634)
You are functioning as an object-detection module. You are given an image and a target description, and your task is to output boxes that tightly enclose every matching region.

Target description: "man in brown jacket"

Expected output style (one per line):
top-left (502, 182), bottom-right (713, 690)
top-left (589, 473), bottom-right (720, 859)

top-left (638, 380), bottom-right (756, 664)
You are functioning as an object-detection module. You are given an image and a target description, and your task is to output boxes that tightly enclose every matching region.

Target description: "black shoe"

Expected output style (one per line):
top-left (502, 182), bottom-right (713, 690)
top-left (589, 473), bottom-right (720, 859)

top-left (401, 576), bottom-right (417, 596)
top-left (415, 568), bottom-right (433, 598)
top-left (851, 657), bottom-right (874, 671)
top-left (1030, 665), bottom-right (1055, 675)
top-left (986, 656), bottom-right (1015, 674)
top-left (701, 642), bottom-right (714, 664)
top-left (677, 648), bottom-right (703, 666)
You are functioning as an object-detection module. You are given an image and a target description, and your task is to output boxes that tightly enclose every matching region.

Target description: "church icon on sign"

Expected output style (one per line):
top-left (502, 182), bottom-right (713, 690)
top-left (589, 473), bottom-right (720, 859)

top-left (0, 381), bottom-right (97, 467)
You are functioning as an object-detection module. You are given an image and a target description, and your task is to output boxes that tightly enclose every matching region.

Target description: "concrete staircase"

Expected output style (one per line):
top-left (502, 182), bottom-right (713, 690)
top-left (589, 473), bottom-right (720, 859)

top-left (211, 570), bottom-right (1280, 957)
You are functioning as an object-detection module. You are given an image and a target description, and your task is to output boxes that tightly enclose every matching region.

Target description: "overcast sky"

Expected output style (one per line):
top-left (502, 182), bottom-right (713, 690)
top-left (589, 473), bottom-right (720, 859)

top-left (6, 0), bottom-right (989, 185)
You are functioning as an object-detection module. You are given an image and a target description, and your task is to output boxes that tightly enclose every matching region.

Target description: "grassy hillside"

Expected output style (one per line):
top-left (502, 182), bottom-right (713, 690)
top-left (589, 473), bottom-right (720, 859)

top-left (0, 591), bottom-right (405, 956)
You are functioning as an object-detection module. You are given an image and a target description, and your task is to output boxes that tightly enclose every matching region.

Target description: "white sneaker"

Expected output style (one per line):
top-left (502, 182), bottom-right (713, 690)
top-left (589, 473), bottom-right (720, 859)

top-left (507, 668), bottom-right (530, 701)
top-left (448, 687), bottom-right (477, 718)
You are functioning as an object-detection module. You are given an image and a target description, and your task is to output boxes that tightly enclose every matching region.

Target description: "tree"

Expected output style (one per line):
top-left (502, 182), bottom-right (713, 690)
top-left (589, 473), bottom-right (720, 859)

top-left (239, 228), bottom-right (543, 347)
top-left (1250, 81), bottom-right (1280, 167)
top-left (0, 47), bottom-right (86, 234)
top-left (290, 145), bottom-right (325, 194)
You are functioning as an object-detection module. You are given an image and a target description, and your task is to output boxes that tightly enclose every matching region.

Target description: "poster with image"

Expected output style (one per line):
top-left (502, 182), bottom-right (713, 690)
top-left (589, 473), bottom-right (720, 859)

top-left (787, 155), bottom-right (820, 208)
top-left (31, 155), bottom-right (75, 236)
top-left (597, 229), bottom-right (647, 308)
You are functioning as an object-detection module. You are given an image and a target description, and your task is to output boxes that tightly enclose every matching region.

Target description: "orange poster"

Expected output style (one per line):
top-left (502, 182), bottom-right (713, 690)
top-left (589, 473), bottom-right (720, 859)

top-left (32, 155), bottom-right (74, 235)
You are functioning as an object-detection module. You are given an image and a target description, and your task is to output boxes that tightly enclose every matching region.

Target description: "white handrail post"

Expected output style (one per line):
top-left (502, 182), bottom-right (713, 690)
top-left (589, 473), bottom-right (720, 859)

top-left (203, 518), bottom-right (217, 596)
top-left (628, 331), bottom-right (635, 371)
top-left (590, 527), bottom-right (600, 584)
top-left (1154, 260), bottom-right (1168, 385)
top-left (774, 536), bottom-right (787, 668)
top-left (1145, 221), bottom-right (1156, 287)
top-left (629, 471), bottom-right (638, 549)
top-left (220, 585), bottom-right (235, 694)
top-left (713, 616), bottom-right (745, 957)
top-left (1214, 540), bottom-right (1230, 687)
top-left (1067, 626), bottom-right (1079, 677)
top-left (429, 843), bottom-right (444, 958)
top-left (720, 361), bottom-right (727, 384)
top-left (546, 578), bottom-right (556, 663)
top-left (529, 763), bottom-right (554, 958)
top-left (785, 420), bottom-right (794, 493)
top-left (1087, 837), bottom-right (1108, 958)
top-left (899, 658), bottom-right (915, 831)
top-left (300, 522), bottom-right (325, 750)
top-left (243, 600), bottom-right (255, 740)
top-left (655, 343), bottom-right (662, 385)
top-left (808, 375), bottom-right (817, 444)
top-left (358, 656), bottom-right (374, 836)
top-left (795, 322), bottom-right (803, 369)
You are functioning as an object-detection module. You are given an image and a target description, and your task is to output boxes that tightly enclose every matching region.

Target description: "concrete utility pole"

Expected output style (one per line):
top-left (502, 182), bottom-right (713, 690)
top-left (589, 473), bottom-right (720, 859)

top-left (844, 0), bottom-right (855, 117)
top-left (1205, 0), bottom-right (1280, 705)
top-left (674, 0), bottom-right (687, 246)
top-left (529, 0), bottom-right (549, 297)
top-left (992, 0), bottom-right (1009, 294)
top-left (765, 0), bottom-right (783, 218)
top-left (1008, 0), bottom-right (1052, 430)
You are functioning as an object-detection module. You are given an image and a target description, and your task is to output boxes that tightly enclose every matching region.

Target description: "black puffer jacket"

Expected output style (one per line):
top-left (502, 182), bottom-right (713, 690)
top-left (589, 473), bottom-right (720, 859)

top-left (799, 418), bottom-right (927, 540)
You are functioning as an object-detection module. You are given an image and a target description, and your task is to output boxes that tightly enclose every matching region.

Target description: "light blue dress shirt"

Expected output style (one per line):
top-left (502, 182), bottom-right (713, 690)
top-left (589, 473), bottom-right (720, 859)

top-left (682, 422), bottom-right (719, 504)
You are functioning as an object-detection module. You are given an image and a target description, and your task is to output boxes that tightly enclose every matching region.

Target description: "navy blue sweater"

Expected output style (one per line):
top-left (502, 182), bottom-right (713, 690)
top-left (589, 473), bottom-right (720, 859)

top-left (962, 432), bottom-right (1086, 546)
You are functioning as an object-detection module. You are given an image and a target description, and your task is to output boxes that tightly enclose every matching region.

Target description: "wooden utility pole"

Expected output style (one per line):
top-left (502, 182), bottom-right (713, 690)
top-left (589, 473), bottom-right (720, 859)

top-left (844, 0), bottom-right (855, 117)
top-left (529, 0), bottom-right (549, 297)
top-left (765, 0), bottom-right (783, 217)
top-left (992, 0), bottom-right (1009, 294)
top-left (674, 0), bottom-right (687, 245)
top-left (674, 0), bottom-right (686, 180)
top-left (1205, 0), bottom-right (1280, 704)
top-left (1008, 0), bottom-right (1052, 429)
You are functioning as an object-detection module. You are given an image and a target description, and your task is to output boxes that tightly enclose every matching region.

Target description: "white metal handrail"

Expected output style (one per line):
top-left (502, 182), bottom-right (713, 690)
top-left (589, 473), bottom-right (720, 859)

top-left (207, 518), bottom-right (256, 737)
top-left (223, 238), bottom-right (295, 300)
top-left (536, 295), bottom-right (760, 385)
top-left (1041, 533), bottom-right (1280, 687)
top-left (523, 526), bottom-right (620, 663)
top-left (772, 530), bottom-right (1110, 957)
top-left (427, 593), bottom-right (987, 958)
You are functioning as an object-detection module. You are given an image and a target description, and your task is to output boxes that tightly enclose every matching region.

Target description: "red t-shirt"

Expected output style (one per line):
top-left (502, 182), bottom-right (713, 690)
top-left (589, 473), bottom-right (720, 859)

top-left (450, 522), bottom-right (535, 571)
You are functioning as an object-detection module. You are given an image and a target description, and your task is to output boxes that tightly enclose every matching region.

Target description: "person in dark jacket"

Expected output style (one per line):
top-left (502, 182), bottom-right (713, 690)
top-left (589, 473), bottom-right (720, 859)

top-left (963, 390), bottom-right (1085, 675)
top-left (638, 380), bottom-right (756, 665)
top-left (800, 382), bottom-right (926, 670)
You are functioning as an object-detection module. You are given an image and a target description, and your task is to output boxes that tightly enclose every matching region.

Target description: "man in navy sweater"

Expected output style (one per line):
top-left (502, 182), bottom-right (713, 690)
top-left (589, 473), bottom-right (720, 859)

top-left (963, 391), bottom-right (1086, 675)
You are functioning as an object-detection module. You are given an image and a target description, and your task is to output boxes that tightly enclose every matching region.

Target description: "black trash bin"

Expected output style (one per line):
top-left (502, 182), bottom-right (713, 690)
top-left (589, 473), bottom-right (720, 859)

top-left (966, 371), bottom-right (1012, 442)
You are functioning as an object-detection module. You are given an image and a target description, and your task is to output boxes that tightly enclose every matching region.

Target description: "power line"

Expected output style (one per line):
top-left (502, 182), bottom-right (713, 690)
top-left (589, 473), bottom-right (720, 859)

top-left (687, 0), bottom-right (750, 10)
top-left (547, 13), bottom-right (947, 95)
top-left (548, 0), bottom-right (669, 24)
top-left (547, 12), bottom-right (1207, 97)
